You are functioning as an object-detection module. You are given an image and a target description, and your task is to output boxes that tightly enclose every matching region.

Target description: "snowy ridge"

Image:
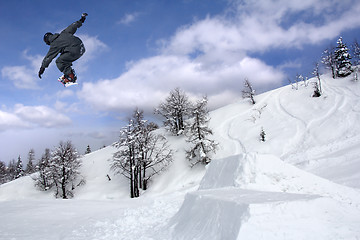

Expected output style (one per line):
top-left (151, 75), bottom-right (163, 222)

top-left (1, 74), bottom-right (360, 239)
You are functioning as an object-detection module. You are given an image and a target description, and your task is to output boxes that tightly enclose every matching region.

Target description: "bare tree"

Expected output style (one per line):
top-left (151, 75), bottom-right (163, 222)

top-left (322, 45), bottom-right (337, 79)
top-left (49, 141), bottom-right (83, 199)
top-left (112, 108), bottom-right (172, 198)
top-left (155, 87), bottom-right (192, 135)
top-left (112, 120), bottom-right (139, 198)
top-left (34, 148), bottom-right (53, 191)
top-left (312, 62), bottom-right (322, 97)
top-left (242, 78), bottom-right (256, 104)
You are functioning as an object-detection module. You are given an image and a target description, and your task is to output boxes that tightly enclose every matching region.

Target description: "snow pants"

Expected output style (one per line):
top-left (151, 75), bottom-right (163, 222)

top-left (56, 42), bottom-right (85, 75)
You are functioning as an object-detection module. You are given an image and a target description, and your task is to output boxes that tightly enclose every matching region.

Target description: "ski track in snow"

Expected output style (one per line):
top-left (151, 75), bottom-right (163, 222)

top-left (214, 102), bottom-right (250, 156)
top-left (275, 87), bottom-right (308, 159)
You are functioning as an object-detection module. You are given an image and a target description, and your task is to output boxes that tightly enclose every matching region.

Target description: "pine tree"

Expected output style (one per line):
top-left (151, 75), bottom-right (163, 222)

top-left (25, 149), bottom-right (36, 174)
top-left (335, 37), bottom-right (352, 77)
top-left (155, 87), bottom-right (192, 135)
top-left (260, 127), bottom-right (266, 142)
top-left (85, 145), bottom-right (91, 154)
top-left (242, 78), bottom-right (256, 104)
top-left (186, 97), bottom-right (218, 166)
top-left (49, 141), bottom-right (83, 199)
top-left (15, 155), bottom-right (24, 179)
top-left (0, 161), bottom-right (7, 184)
top-left (352, 40), bottom-right (360, 65)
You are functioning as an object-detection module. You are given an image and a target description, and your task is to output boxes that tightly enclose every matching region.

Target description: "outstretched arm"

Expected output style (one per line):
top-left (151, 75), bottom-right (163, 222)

top-left (62, 13), bottom-right (88, 35)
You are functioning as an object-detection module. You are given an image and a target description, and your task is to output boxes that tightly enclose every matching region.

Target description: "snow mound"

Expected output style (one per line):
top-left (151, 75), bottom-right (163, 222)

top-left (168, 189), bottom-right (359, 240)
top-left (200, 153), bottom-right (360, 204)
top-left (167, 153), bottom-right (360, 239)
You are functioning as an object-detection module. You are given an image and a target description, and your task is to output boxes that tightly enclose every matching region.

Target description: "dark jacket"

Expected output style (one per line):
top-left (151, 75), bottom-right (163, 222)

top-left (41, 20), bottom-right (84, 69)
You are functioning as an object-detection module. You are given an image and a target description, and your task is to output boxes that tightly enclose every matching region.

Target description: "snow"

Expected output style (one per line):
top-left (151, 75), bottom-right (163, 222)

top-left (1, 73), bottom-right (360, 239)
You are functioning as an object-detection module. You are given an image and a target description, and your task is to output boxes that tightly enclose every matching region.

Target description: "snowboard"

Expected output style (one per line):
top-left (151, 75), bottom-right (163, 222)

top-left (58, 75), bottom-right (78, 87)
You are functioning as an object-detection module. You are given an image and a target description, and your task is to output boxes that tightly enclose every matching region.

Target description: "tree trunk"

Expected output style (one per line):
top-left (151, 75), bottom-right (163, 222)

top-left (142, 162), bottom-right (147, 190)
top-left (61, 164), bottom-right (67, 199)
top-left (133, 165), bottom-right (139, 198)
top-left (143, 179), bottom-right (148, 190)
top-left (129, 146), bottom-right (134, 198)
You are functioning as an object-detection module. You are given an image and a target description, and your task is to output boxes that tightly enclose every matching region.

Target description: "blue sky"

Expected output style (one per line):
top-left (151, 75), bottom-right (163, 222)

top-left (1, 0), bottom-right (360, 163)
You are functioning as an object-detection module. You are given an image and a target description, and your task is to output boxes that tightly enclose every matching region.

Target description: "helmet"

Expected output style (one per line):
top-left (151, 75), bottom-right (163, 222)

top-left (43, 32), bottom-right (53, 45)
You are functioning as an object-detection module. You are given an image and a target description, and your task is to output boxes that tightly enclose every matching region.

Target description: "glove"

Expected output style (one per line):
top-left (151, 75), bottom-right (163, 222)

top-left (80, 13), bottom-right (88, 23)
top-left (38, 67), bottom-right (45, 79)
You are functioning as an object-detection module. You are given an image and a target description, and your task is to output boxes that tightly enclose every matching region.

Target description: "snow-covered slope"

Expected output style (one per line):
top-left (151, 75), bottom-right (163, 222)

top-left (1, 73), bottom-right (360, 239)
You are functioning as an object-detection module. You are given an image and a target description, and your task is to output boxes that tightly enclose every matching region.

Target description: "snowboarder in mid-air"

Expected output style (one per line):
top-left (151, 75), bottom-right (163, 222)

top-left (38, 13), bottom-right (88, 87)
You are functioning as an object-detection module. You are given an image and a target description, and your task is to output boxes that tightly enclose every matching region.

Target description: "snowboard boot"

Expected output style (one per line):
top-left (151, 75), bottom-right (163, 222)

top-left (64, 70), bottom-right (77, 83)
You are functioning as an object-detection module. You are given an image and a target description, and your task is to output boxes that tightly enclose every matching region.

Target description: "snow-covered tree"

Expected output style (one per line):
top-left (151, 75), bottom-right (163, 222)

top-left (242, 78), bottom-right (256, 104)
top-left (25, 149), bottom-right (36, 174)
top-left (131, 109), bottom-right (171, 190)
top-left (352, 39), bottom-right (360, 65)
top-left (260, 127), bottom-right (266, 142)
top-left (112, 118), bottom-right (139, 198)
top-left (322, 46), bottom-right (337, 79)
top-left (112, 108), bottom-right (172, 198)
top-left (335, 37), bottom-right (352, 78)
top-left (186, 97), bottom-right (218, 166)
top-left (15, 155), bottom-right (24, 179)
top-left (49, 141), bottom-right (83, 199)
top-left (155, 87), bottom-right (192, 135)
top-left (34, 148), bottom-right (53, 191)
top-left (0, 160), bottom-right (7, 184)
top-left (312, 62), bottom-right (322, 97)
top-left (6, 159), bottom-right (16, 181)
top-left (85, 145), bottom-right (91, 154)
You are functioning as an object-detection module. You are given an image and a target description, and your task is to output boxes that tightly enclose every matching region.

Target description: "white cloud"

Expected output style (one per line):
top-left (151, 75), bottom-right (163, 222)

top-left (14, 104), bottom-right (72, 128)
top-left (78, 54), bottom-right (284, 112)
top-left (0, 110), bottom-right (30, 131)
top-left (118, 13), bottom-right (139, 25)
top-left (0, 104), bottom-right (72, 131)
top-left (75, 34), bottom-right (108, 73)
top-left (1, 50), bottom-right (43, 89)
top-left (1, 65), bottom-right (37, 89)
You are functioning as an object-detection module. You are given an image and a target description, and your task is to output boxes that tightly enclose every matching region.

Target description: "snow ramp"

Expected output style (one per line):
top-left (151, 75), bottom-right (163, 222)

top-left (165, 153), bottom-right (360, 240)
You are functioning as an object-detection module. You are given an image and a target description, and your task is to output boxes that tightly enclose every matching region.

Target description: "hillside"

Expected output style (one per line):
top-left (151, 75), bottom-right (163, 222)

top-left (0, 73), bottom-right (360, 239)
